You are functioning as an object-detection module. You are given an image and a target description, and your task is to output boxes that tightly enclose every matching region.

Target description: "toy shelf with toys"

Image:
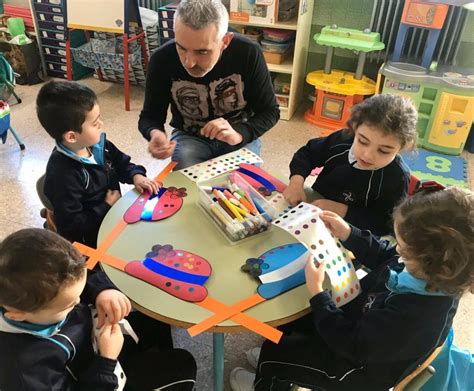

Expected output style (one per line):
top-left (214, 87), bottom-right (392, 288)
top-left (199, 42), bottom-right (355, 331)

top-left (229, 0), bottom-right (314, 120)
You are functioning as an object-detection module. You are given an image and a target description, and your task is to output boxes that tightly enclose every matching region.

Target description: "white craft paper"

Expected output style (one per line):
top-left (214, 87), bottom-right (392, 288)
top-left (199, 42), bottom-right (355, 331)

top-left (272, 202), bottom-right (360, 307)
top-left (268, 192), bottom-right (293, 216)
top-left (179, 148), bottom-right (263, 182)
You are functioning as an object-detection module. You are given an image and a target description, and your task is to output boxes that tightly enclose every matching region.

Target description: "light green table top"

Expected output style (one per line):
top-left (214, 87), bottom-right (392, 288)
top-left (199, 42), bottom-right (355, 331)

top-left (99, 171), bottom-right (322, 332)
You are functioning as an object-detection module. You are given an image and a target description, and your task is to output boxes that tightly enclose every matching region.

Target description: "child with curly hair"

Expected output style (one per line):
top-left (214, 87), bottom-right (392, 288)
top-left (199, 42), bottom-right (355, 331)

top-left (231, 186), bottom-right (473, 390)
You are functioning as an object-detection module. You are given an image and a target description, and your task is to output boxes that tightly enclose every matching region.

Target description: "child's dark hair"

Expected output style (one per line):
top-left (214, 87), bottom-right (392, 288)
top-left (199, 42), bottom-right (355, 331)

top-left (0, 229), bottom-right (85, 312)
top-left (36, 80), bottom-right (97, 142)
top-left (347, 94), bottom-right (418, 150)
top-left (393, 187), bottom-right (474, 296)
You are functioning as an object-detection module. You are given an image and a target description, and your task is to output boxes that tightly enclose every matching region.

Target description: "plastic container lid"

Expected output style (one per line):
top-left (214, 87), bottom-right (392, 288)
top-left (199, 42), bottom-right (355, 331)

top-left (261, 39), bottom-right (293, 53)
top-left (262, 28), bottom-right (295, 43)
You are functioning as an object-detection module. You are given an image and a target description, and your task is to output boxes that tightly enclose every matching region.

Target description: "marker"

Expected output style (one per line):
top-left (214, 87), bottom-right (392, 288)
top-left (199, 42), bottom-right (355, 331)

top-left (244, 190), bottom-right (258, 213)
top-left (250, 194), bottom-right (272, 222)
top-left (215, 190), bottom-right (244, 222)
top-left (224, 189), bottom-right (238, 201)
top-left (213, 202), bottom-right (246, 238)
top-left (234, 192), bottom-right (256, 214)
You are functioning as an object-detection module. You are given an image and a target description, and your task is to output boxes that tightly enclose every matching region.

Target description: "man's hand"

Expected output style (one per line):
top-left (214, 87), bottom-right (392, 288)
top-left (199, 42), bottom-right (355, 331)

top-left (148, 129), bottom-right (176, 159)
top-left (105, 190), bottom-right (121, 206)
top-left (133, 174), bottom-right (159, 194)
top-left (98, 322), bottom-right (124, 360)
top-left (95, 289), bottom-right (131, 327)
top-left (319, 210), bottom-right (351, 241)
top-left (283, 176), bottom-right (307, 206)
top-left (200, 118), bottom-right (243, 145)
top-left (305, 255), bottom-right (326, 297)
top-left (312, 199), bottom-right (348, 218)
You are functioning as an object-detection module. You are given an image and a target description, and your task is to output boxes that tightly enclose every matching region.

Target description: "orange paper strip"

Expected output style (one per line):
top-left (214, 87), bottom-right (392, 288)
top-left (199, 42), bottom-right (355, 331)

top-left (73, 242), bottom-right (127, 271)
top-left (195, 296), bottom-right (282, 343)
top-left (189, 293), bottom-right (265, 336)
top-left (154, 161), bottom-right (177, 184)
top-left (73, 219), bottom-right (127, 269)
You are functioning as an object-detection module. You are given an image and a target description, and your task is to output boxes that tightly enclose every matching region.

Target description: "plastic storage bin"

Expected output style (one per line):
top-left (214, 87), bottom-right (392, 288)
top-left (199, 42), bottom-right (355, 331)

top-left (71, 38), bottom-right (142, 71)
top-left (274, 74), bottom-right (291, 94)
top-left (261, 39), bottom-right (293, 53)
top-left (239, 27), bottom-right (263, 42)
top-left (197, 172), bottom-right (276, 244)
top-left (262, 29), bottom-right (295, 43)
top-left (275, 94), bottom-right (289, 108)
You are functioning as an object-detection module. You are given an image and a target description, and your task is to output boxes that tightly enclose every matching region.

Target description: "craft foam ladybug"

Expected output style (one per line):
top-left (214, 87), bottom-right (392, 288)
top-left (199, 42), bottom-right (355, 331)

top-left (123, 187), bottom-right (187, 224)
top-left (241, 243), bottom-right (308, 299)
top-left (125, 244), bottom-right (212, 302)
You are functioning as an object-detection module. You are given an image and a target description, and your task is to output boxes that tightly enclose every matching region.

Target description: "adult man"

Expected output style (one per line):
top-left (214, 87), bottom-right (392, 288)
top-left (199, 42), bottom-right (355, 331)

top-left (138, 0), bottom-right (279, 169)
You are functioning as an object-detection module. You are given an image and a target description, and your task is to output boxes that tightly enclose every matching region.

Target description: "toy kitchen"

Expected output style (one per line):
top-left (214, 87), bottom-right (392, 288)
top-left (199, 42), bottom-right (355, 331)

top-left (379, 62), bottom-right (474, 155)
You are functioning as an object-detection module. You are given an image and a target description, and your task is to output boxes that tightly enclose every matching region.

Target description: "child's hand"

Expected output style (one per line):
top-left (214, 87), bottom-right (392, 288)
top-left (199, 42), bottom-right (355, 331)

top-left (98, 322), bottom-right (124, 360)
top-left (105, 189), bottom-right (121, 206)
top-left (305, 256), bottom-right (326, 296)
top-left (319, 210), bottom-right (351, 241)
top-left (312, 199), bottom-right (348, 218)
top-left (133, 174), bottom-right (159, 194)
top-left (283, 179), bottom-right (307, 206)
top-left (95, 289), bottom-right (131, 327)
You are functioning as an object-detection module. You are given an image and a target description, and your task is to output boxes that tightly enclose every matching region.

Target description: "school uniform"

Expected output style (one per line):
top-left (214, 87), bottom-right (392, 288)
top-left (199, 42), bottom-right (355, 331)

top-left (289, 130), bottom-right (410, 236)
top-left (44, 133), bottom-right (146, 247)
top-left (0, 271), bottom-right (196, 391)
top-left (254, 227), bottom-right (458, 391)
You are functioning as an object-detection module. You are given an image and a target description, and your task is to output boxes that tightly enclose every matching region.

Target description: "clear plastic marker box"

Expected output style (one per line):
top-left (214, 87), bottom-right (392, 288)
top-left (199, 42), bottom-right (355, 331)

top-left (197, 172), bottom-right (277, 244)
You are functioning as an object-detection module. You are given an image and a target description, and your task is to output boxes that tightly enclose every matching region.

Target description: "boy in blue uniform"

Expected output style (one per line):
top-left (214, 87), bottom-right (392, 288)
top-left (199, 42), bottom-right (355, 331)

top-left (0, 229), bottom-right (196, 390)
top-left (283, 94), bottom-right (418, 236)
top-left (37, 80), bottom-right (159, 247)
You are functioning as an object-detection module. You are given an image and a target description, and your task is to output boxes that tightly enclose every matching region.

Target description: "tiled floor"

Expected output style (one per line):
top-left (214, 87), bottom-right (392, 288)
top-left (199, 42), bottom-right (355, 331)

top-left (1, 78), bottom-right (473, 390)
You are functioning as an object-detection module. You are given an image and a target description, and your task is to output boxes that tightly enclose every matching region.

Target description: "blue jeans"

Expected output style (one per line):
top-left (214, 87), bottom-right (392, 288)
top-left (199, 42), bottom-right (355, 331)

top-left (170, 130), bottom-right (262, 170)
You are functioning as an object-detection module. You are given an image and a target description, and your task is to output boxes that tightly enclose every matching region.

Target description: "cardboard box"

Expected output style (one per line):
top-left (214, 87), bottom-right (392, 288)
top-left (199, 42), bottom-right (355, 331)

top-left (230, 0), bottom-right (278, 24)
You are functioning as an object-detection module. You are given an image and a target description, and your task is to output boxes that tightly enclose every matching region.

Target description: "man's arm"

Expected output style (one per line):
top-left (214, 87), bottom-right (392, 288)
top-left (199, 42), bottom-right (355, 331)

top-left (138, 48), bottom-right (172, 141)
top-left (232, 43), bottom-right (280, 144)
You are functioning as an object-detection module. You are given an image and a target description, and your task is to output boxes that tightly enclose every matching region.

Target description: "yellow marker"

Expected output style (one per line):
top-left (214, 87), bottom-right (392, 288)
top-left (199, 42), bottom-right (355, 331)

top-left (217, 190), bottom-right (244, 222)
top-left (232, 204), bottom-right (250, 217)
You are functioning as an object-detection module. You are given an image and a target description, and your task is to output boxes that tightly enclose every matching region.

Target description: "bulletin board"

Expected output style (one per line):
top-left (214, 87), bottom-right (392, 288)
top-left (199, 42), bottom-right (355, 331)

top-left (67, 0), bottom-right (141, 33)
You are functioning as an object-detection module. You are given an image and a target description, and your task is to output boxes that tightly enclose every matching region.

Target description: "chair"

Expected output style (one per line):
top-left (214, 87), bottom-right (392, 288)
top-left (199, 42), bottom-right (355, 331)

top-left (0, 98), bottom-right (24, 150)
top-left (407, 174), bottom-right (421, 196)
top-left (36, 174), bottom-right (57, 232)
top-left (0, 52), bottom-right (22, 104)
top-left (290, 343), bottom-right (443, 391)
top-left (392, 343), bottom-right (444, 391)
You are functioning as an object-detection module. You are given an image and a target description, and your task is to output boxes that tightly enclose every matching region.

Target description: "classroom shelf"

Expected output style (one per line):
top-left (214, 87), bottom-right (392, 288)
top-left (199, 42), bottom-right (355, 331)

top-left (229, 19), bottom-right (298, 31)
top-left (267, 58), bottom-right (293, 74)
top-left (229, 2), bottom-right (314, 120)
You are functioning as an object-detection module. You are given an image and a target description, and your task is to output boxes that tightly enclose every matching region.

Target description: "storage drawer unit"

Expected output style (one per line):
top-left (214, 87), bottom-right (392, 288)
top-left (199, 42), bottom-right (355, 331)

top-left (32, 0), bottom-right (92, 80)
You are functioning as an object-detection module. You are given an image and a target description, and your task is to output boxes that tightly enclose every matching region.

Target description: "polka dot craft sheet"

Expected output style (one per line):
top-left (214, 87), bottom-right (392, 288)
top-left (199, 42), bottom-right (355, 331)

top-left (272, 203), bottom-right (360, 307)
top-left (178, 148), bottom-right (263, 182)
top-left (268, 192), bottom-right (292, 217)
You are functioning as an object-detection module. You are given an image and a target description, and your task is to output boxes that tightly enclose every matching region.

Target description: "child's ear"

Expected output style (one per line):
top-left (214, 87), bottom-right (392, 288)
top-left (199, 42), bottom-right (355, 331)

top-left (63, 130), bottom-right (77, 143)
top-left (3, 307), bottom-right (28, 322)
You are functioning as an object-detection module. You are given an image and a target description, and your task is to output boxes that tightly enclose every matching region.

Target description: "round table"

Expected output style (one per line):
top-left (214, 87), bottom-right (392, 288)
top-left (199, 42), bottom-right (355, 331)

top-left (99, 170), bottom-right (316, 390)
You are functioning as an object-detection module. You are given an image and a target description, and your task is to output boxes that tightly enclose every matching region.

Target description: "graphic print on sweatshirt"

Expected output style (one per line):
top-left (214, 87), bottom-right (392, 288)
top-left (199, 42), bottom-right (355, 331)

top-left (171, 74), bottom-right (247, 134)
